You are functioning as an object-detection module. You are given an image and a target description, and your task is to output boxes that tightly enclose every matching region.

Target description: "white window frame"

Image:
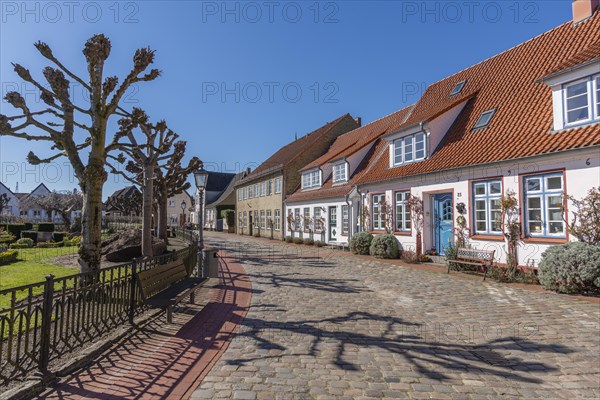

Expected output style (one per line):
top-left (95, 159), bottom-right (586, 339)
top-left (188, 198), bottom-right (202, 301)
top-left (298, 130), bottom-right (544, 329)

top-left (394, 191), bottom-right (411, 232)
top-left (301, 169), bottom-right (321, 189)
top-left (303, 207), bottom-right (311, 230)
top-left (248, 185), bottom-right (253, 199)
top-left (274, 209), bottom-right (281, 231)
top-left (267, 180), bottom-right (272, 196)
top-left (266, 210), bottom-right (272, 230)
top-left (523, 172), bottom-right (566, 238)
top-left (562, 75), bottom-right (600, 127)
top-left (341, 205), bottom-right (349, 235)
top-left (332, 162), bottom-right (348, 183)
top-left (371, 194), bottom-right (385, 231)
top-left (260, 210), bottom-right (266, 229)
top-left (393, 132), bottom-right (426, 166)
top-left (472, 179), bottom-right (503, 235)
top-left (473, 109), bottom-right (496, 130)
top-left (275, 177), bottom-right (282, 194)
top-left (237, 189), bottom-right (242, 201)
top-left (314, 207), bottom-right (323, 232)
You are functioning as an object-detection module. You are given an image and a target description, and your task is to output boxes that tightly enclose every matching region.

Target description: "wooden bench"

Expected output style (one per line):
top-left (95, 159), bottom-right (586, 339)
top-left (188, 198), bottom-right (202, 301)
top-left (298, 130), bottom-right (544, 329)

top-left (447, 247), bottom-right (495, 280)
top-left (137, 259), bottom-right (208, 323)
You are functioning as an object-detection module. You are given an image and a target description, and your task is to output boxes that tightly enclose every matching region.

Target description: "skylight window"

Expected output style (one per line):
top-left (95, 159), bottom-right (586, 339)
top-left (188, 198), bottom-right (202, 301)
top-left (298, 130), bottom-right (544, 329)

top-left (450, 80), bottom-right (466, 96)
top-left (473, 109), bottom-right (496, 129)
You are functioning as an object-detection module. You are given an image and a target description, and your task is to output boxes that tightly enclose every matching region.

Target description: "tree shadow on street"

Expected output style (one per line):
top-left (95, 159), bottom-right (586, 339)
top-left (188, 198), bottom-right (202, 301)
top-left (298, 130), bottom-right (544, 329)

top-left (224, 310), bottom-right (571, 384)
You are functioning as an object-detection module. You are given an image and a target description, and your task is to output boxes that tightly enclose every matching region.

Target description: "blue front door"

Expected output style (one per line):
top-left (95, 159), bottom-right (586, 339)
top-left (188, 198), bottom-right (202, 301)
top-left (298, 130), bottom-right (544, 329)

top-left (433, 193), bottom-right (453, 255)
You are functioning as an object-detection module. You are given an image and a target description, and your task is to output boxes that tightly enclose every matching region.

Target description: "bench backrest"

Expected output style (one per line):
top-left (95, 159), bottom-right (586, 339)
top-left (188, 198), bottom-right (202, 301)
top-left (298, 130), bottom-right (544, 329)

top-left (137, 259), bottom-right (187, 300)
top-left (456, 247), bottom-right (495, 262)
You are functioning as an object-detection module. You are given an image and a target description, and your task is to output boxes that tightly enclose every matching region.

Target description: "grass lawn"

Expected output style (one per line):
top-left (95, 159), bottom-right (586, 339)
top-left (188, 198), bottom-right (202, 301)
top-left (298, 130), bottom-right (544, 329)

top-left (0, 246), bottom-right (79, 310)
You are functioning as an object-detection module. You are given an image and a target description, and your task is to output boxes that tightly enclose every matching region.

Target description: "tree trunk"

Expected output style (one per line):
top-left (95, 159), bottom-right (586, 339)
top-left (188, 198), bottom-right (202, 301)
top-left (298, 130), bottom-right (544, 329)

top-left (141, 163), bottom-right (154, 258)
top-left (79, 163), bottom-right (106, 273)
top-left (158, 186), bottom-right (168, 244)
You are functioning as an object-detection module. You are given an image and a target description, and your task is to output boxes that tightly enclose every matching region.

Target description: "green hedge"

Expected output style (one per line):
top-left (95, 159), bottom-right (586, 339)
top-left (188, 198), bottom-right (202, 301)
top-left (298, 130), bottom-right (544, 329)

top-left (21, 231), bottom-right (38, 243)
top-left (4, 224), bottom-right (26, 239)
top-left (0, 250), bottom-right (19, 265)
top-left (9, 243), bottom-right (30, 249)
top-left (37, 223), bottom-right (55, 233)
top-left (36, 241), bottom-right (64, 248)
top-left (52, 232), bottom-right (67, 242)
top-left (24, 222), bottom-right (33, 230)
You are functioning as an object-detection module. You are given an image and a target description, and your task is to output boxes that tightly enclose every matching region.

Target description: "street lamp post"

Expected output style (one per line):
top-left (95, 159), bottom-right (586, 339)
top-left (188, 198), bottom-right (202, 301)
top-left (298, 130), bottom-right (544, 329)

top-left (180, 200), bottom-right (187, 226)
top-left (194, 168), bottom-right (208, 277)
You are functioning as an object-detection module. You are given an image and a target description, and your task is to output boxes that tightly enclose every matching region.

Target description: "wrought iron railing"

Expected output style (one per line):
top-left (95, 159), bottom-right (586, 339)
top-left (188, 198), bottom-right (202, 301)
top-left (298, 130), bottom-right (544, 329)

top-left (0, 244), bottom-right (196, 387)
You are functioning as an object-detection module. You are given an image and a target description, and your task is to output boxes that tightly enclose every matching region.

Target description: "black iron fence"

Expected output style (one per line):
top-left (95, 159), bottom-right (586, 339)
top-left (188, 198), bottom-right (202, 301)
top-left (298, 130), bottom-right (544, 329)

top-left (0, 244), bottom-right (196, 387)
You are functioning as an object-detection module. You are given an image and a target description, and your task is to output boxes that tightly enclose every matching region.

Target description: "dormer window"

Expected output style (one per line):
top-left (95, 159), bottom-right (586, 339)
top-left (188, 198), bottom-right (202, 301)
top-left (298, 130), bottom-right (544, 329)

top-left (543, 60), bottom-right (600, 131)
top-left (563, 76), bottom-right (600, 126)
top-left (450, 80), bottom-right (466, 96)
top-left (332, 162), bottom-right (348, 183)
top-left (473, 109), bottom-right (496, 130)
top-left (393, 132), bottom-right (426, 166)
top-left (302, 169), bottom-right (321, 189)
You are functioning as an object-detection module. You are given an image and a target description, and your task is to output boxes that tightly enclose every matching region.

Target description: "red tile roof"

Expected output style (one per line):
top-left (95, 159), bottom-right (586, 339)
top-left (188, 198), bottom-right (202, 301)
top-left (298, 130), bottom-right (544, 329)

top-left (356, 14), bottom-right (600, 185)
top-left (237, 114), bottom-right (354, 184)
top-left (286, 106), bottom-right (414, 203)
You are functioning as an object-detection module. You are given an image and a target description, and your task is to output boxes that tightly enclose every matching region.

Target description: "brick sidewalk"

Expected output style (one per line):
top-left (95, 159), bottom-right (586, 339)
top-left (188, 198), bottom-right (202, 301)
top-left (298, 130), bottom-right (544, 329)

top-left (37, 254), bottom-right (251, 400)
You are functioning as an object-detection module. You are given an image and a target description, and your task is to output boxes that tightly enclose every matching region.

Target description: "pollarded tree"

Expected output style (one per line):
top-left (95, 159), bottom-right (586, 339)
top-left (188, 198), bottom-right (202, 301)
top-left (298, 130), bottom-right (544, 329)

top-left (22, 190), bottom-right (83, 225)
top-left (0, 35), bottom-right (160, 272)
top-left (154, 142), bottom-right (201, 242)
top-left (107, 108), bottom-right (178, 257)
top-left (563, 187), bottom-right (600, 245)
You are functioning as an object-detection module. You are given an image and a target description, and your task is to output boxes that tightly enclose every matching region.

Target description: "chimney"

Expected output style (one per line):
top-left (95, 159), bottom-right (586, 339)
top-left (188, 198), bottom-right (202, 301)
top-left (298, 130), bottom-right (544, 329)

top-left (573, 0), bottom-right (599, 24)
top-left (354, 117), bottom-right (362, 127)
top-left (245, 167), bottom-right (251, 175)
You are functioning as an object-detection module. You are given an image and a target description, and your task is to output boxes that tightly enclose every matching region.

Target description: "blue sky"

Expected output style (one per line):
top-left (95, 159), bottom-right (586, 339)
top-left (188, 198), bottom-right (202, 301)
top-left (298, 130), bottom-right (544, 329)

top-left (1, 0), bottom-right (570, 199)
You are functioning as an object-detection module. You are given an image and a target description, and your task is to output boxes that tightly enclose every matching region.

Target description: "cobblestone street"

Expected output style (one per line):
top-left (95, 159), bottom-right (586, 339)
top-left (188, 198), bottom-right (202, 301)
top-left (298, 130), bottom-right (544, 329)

top-left (193, 232), bottom-right (600, 400)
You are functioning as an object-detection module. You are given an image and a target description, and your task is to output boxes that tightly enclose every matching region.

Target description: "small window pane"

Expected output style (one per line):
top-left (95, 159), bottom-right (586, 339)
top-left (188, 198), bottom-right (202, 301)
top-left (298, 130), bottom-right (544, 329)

top-left (529, 221), bottom-right (543, 233)
top-left (547, 195), bottom-right (563, 208)
top-left (474, 184), bottom-right (486, 196)
top-left (567, 108), bottom-right (589, 123)
top-left (546, 176), bottom-right (562, 190)
top-left (566, 93), bottom-right (588, 110)
top-left (549, 222), bottom-right (564, 234)
top-left (475, 199), bottom-right (486, 210)
top-left (451, 80), bottom-right (466, 96)
top-left (489, 182), bottom-right (501, 194)
top-left (528, 209), bottom-right (542, 222)
top-left (527, 197), bottom-right (541, 209)
top-left (566, 81), bottom-right (587, 97)
top-left (476, 222), bottom-right (487, 231)
top-left (527, 178), bottom-right (541, 192)
top-left (548, 209), bottom-right (562, 221)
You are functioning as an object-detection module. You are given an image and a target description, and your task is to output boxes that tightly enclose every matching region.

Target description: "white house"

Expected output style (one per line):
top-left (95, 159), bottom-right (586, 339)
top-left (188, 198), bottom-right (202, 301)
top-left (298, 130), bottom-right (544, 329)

top-left (0, 181), bottom-right (20, 218)
top-left (353, 4), bottom-right (600, 267)
top-left (284, 107), bottom-right (413, 244)
top-left (284, 2), bottom-right (599, 269)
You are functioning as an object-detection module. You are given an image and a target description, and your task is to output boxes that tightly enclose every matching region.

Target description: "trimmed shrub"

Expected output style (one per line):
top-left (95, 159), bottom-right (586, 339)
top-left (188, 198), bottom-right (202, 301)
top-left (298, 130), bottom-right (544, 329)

top-left (538, 242), bottom-right (600, 294)
top-left (401, 250), bottom-right (419, 263)
top-left (20, 231), bottom-right (38, 243)
top-left (285, 236), bottom-right (293, 243)
top-left (24, 223), bottom-right (33, 230)
top-left (16, 238), bottom-right (34, 248)
top-left (37, 223), bottom-right (55, 233)
top-left (0, 245), bottom-right (7, 253)
top-left (4, 224), bottom-right (26, 239)
top-left (37, 241), bottom-right (64, 248)
top-left (314, 240), bottom-right (324, 247)
top-left (292, 237), bottom-right (304, 245)
top-left (349, 232), bottom-right (373, 255)
top-left (10, 243), bottom-right (30, 249)
top-left (369, 234), bottom-right (400, 259)
top-left (0, 250), bottom-right (19, 265)
top-left (303, 238), bottom-right (314, 246)
top-left (52, 232), bottom-right (67, 242)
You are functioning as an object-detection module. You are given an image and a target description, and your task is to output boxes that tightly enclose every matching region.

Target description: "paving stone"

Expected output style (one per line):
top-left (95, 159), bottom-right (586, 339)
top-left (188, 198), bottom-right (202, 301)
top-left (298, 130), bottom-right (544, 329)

top-left (192, 234), bottom-right (600, 399)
